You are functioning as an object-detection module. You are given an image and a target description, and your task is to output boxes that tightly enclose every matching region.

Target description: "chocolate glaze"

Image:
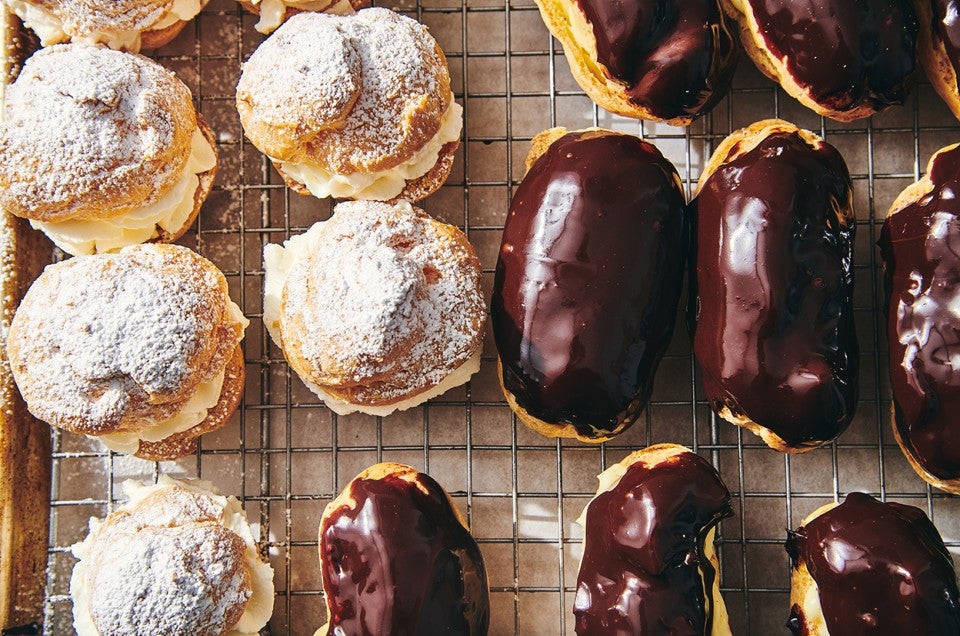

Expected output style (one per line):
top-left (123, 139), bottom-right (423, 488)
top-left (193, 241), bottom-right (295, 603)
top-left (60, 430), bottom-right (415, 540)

top-left (319, 469), bottom-right (489, 635)
top-left (932, 0), bottom-right (960, 81)
top-left (574, 450), bottom-right (732, 634)
top-left (879, 145), bottom-right (960, 481)
top-left (692, 130), bottom-right (858, 448)
top-left (746, 0), bottom-right (917, 115)
top-left (573, 0), bottom-right (737, 121)
top-left (785, 492), bottom-right (960, 635)
top-left (491, 130), bottom-right (686, 440)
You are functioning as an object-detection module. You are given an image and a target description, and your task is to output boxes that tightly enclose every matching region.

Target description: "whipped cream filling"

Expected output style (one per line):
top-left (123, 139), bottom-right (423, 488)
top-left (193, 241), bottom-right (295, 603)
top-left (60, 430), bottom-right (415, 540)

top-left (71, 476), bottom-right (275, 636)
top-left (251, 0), bottom-right (355, 34)
top-left (275, 101), bottom-right (463, 201)
top-left (5, 0), bottom-right (204, 51)
top-left (262, 209), bottom-right (481, 416)
top-left (305, 349), bottom-right (481, 416)
top-left (97, 369), bottom-right (225, 455)
top-left (32, 126), bottom-right (217, 256)
top-left (95, 300), bottom-right (247, 455)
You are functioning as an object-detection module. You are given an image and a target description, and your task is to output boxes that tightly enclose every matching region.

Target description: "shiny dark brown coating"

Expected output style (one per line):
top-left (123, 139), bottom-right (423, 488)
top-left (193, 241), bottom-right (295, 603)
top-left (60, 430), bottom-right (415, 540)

top-left (574, 450), bottom-right (732, 634)
top-left (574, 0), bottom-right (737, 121)
top-left (932, 0), bottom-right (960, 78)
top-left (746, 0), bottom-right (917, 115)
top-left (692, 130), bottom-right (858, 448)
top-left (491, 130), bottom-right (686, 440)
top-left (880, 145), bottom-right (960, 481)
top-left (319, 470), bottom-right (489, 635)
top-left (785, 492), bottom-right (960, 635)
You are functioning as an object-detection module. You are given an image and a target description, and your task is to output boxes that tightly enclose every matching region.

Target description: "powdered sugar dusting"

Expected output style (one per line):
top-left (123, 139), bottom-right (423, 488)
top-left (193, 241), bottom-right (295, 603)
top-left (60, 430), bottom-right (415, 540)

top-left (237, 15), bottom-right (360, 133)
top-left (279, 201), bottom-right (485, 404)
top-left (50, 0), bottom-right (172, 36)
top-left (238, 8), bottom-right (450, 171)
top-left (7, 244), bottom-right (237, 434)
top-left (82, 487), bottom-right (252, 636)
top-left (88, 525), bottom-right (250, 636)
top-left (0, 44), bottom-right (194, 220)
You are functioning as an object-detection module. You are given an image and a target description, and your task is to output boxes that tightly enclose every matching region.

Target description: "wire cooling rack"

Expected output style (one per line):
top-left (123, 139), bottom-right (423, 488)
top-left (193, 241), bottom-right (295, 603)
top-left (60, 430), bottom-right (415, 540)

top-left (34, 0), bottom-right (960, 634)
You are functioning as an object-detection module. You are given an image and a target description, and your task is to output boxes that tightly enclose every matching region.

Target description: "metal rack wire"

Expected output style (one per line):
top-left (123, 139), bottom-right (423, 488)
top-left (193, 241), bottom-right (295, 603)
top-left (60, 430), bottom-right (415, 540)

top-left (38, 0), bottom-right (960, 634)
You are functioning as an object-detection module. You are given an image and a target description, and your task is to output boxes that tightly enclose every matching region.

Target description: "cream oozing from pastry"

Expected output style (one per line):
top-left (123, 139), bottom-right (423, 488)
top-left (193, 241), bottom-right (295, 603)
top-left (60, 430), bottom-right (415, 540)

top-left (94, 301), bottom-right (247, 454)
top-left (275, 101), bottom-right (463, 201)
top-left (31, 127), bottom-right (216, 256)
top-left (261, 205), bottom-right (480, 415)
top-left (4, 0), bottom-right (204, 50)
top-left (302, 348), bottom-right (481, 416)
top-left (70, 476), bottom-right (274, 636)
top-left (250, 0), bottom-right (355, 34)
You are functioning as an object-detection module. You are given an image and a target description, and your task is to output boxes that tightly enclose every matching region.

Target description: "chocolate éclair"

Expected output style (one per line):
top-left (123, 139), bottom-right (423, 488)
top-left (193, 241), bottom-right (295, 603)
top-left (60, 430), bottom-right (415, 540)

top-left (691, 119), bottom-right (858, 452)
top-left (723, 0), bottom-right (918, 121)
top-left (316, 463), bottom-right (489, 635)
top-left (532, 0), bottom-right (738, 125)
top-left (880, 142), bottom-right (960, 493)
top-left (786, 492), bottom-right (960, 635)
top-left (574, 444), bottom-right (732, 634)
top-left (491, 127), bottom-right (687, 443)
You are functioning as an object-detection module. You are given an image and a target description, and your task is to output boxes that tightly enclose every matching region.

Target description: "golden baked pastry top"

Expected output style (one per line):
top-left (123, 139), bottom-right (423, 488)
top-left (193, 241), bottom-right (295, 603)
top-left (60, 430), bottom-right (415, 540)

top-left (236, 7), bottom-right (451, 174)
top-left (0, 44), bottom-right (196, 222)
top-left (7, 243), bottom-right (244, 436)
top-left (276, 201), bottom-right (485, 407)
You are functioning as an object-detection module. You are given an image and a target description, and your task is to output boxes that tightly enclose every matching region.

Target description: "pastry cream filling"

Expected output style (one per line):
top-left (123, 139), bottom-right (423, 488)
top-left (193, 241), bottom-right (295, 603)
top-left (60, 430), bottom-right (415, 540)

top-left (32, 127), bottom-right (217, 256)
top-left (275, 101), bottom-right (463, 202)
top-left (71, 476), bottom-right (275, 636)
top-left (5, 0), bottom-right (204, 50)
top-left (262, 212), bottom-right (481, 416)
top-left (251, 0), bottom-right (356, 34)
top-left (96, 301), bottom-right (247, 455)
top-left (305, 348), bottom-right (481, 416)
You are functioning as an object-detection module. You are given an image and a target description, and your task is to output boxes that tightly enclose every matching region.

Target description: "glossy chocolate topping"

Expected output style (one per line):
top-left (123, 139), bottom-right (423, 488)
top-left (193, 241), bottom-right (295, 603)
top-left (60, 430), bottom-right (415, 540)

top-left (319, 470), bottom-right (489, 635)
top-left (692, 130), bottom-right (858, 448)
top-left (746, 0), bottom-right (917, 115)
top-left (573, 0), bottom-right (737, 120)
top-left (932, 0), bottom-right (960, 79)
top-left (785, 492), bottom-right (960, 635)
top-left (491, 130), bottom-right (686, 440)
top-left (574, 450), bottom-right (732, 634)
top-left (880, 145), bottom-right (960, 481)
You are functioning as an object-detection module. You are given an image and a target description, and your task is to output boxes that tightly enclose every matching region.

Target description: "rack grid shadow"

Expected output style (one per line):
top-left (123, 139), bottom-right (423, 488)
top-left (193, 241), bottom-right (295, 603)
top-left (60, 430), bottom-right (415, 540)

top-left (37, 0), bottom-right (960, 634)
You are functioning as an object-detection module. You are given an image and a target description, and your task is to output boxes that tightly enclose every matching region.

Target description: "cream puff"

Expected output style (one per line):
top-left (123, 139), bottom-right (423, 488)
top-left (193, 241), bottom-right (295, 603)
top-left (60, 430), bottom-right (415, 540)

top-left (2, 0), bottom-right (207, 51)
top-left (71, 475), bottom-right (274, 636)
top-left (533, 0), bottom-right (738, 125)
top-left (236, 8), bottom-right (461, 203)
top-left (491, 127), bottom-right (686, 443)
top-left (692, 120), bottom-right (858, 452)
top-left (238, 0), bottom-right (365, 34)
top-left (0, 44), bottom-right (218, 256)
top-left (722, 0), bottom-right (918, 121)
top-left (317, 463), bottom-right (488, 635)
top-left (880, 142), bottom-right (960, 493)
top-left (574, 444), bottom-right (732, 634)
top-left (786, 492), bottom-right (960, 634)
top-left (7, 243), bottom-right (247, 460)
top-left (263, 200), bottom-right (485, 416)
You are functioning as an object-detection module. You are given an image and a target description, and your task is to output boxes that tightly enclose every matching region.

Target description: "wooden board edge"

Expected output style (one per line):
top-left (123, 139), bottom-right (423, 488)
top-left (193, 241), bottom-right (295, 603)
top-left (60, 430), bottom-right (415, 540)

top-left (0, 10), bottom-right (51, 635)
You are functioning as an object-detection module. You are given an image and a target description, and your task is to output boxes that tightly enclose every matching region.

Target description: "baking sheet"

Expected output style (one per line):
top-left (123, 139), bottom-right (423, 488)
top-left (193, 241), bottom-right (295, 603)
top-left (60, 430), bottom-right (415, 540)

top-left (37, 1), bottom-right (960, 634)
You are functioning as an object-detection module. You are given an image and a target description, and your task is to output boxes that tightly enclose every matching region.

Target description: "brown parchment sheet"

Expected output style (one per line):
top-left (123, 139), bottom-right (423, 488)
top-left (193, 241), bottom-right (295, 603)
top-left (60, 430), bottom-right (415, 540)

top-left (34, 1), bottom-right (960, 635)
